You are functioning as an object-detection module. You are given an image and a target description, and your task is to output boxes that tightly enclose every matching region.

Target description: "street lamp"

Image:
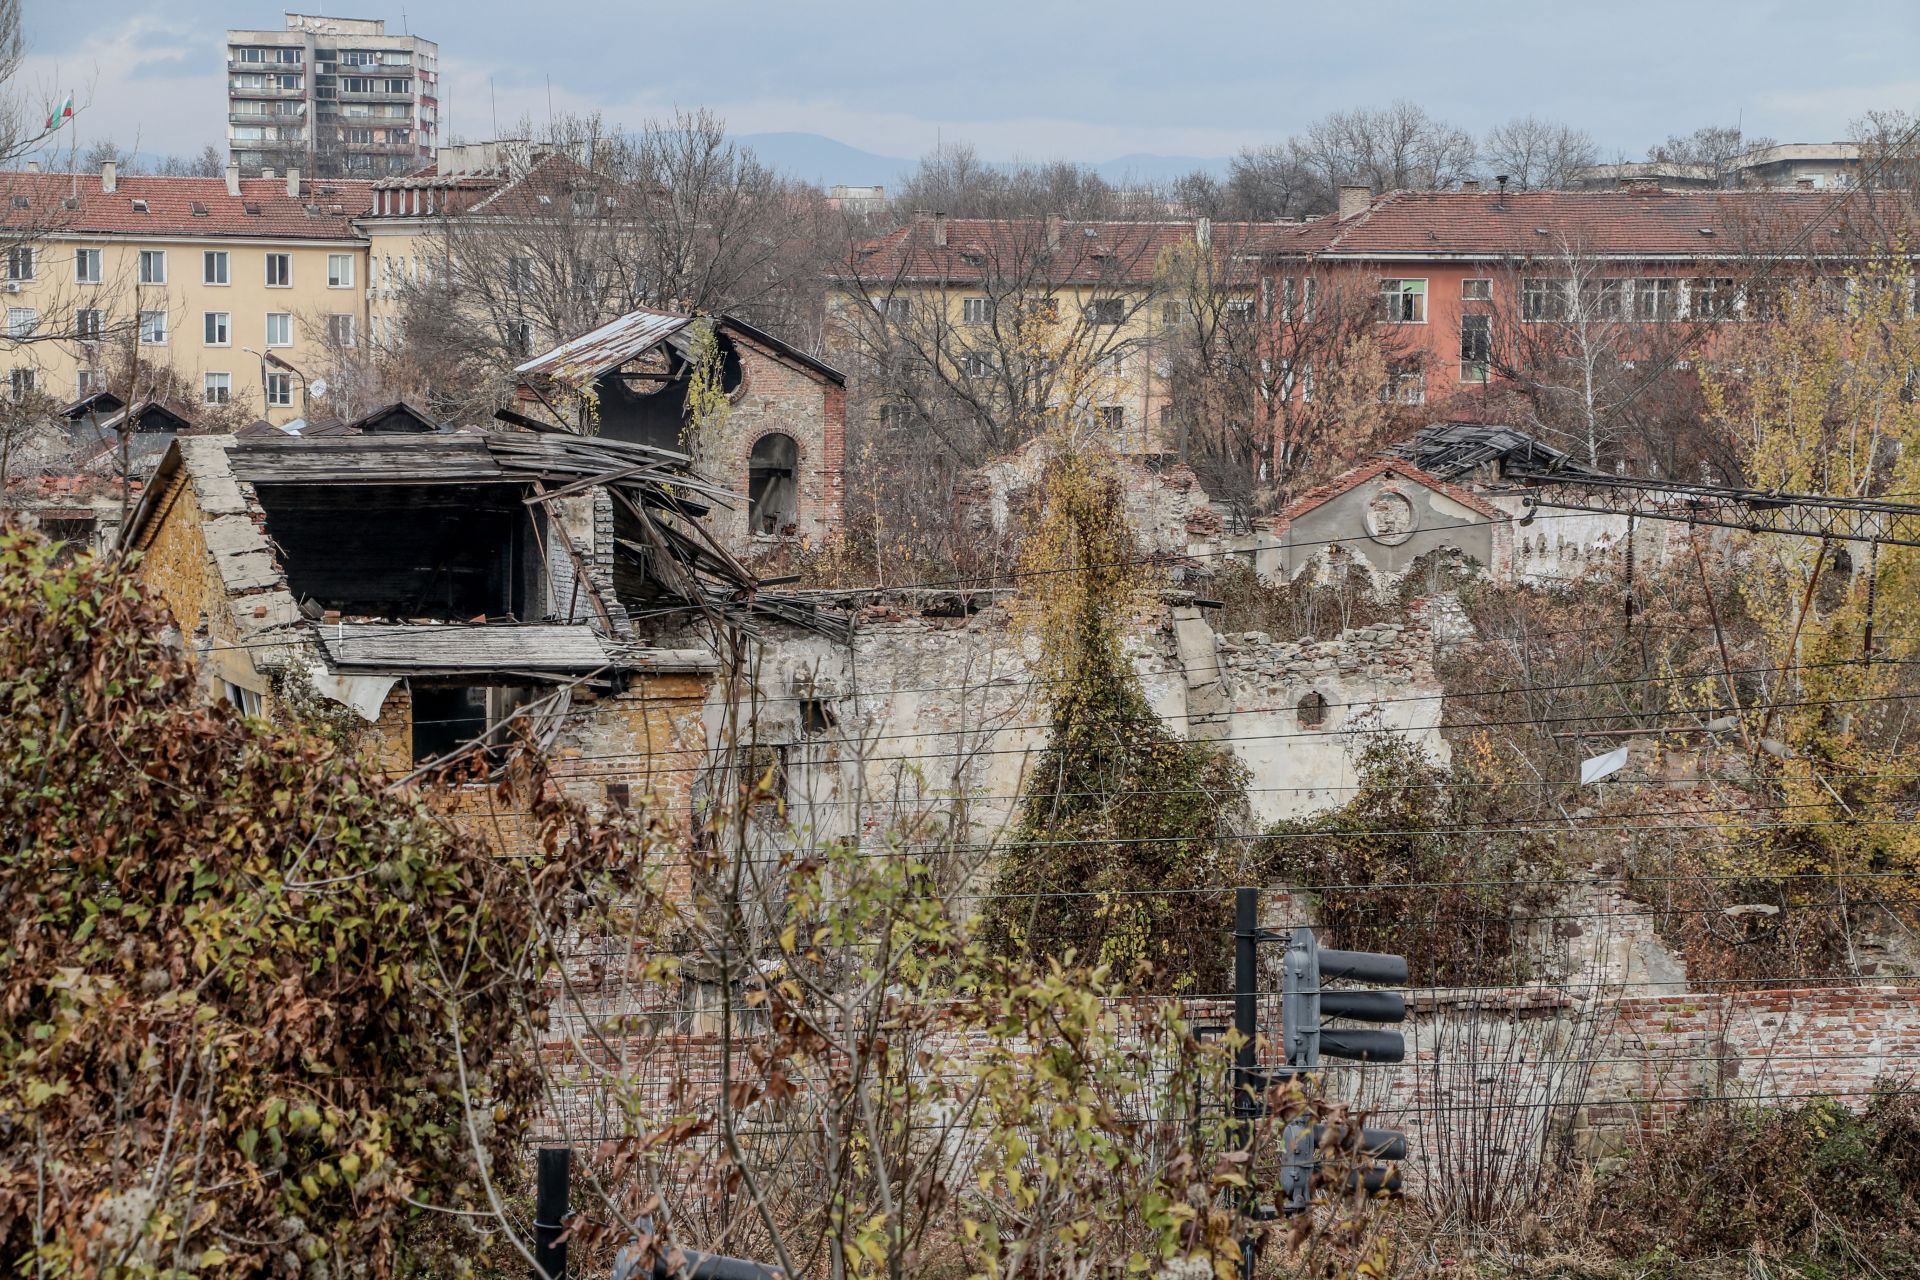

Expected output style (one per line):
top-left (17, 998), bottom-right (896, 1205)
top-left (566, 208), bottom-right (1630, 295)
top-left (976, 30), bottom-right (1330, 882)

top-left (241, 346), bottom-right (312, 420)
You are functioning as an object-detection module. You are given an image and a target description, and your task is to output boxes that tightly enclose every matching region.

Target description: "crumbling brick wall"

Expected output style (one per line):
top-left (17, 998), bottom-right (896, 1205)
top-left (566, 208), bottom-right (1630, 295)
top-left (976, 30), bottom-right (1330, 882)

top-left (696, 334), bottom-right (846, 551)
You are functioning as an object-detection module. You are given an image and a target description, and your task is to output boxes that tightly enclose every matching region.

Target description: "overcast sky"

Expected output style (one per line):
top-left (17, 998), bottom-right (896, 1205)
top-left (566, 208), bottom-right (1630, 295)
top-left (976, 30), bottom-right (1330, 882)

top-left (21, 0), bottom-right (1920, 167)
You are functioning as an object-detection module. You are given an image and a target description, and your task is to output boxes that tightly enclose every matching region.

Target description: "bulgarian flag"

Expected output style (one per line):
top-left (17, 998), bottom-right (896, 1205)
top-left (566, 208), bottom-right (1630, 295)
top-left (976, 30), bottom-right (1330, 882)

top-left (45, 94), bottom-right (73, 134)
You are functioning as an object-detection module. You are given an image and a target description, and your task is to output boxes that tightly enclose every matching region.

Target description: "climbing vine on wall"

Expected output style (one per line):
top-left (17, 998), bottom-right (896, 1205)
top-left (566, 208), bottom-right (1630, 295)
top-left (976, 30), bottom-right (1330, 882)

top-left (983, 437), bottom-right (1249, 990)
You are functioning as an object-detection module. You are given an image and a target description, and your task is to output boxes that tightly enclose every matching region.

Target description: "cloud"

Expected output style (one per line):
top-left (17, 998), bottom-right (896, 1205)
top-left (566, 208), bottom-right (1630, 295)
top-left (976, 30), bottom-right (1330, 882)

top-left (17, 16), bottom-right (224, 158)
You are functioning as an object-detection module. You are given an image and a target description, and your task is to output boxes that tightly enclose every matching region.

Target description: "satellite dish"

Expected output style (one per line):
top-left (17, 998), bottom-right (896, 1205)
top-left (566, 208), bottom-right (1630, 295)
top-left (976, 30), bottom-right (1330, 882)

top-left (309, 377), bottom-right (329, 399)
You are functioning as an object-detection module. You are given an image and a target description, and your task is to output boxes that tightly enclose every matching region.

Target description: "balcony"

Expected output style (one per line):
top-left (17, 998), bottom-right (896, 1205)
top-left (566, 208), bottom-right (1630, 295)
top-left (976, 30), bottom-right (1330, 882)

top-left (228, 58), bottom-right (301, 74)
top-left (230, 111), bottom-right (305, 125)
top-left (229, 82), bottom-right (305, 98)
top-left (336, 88), bottom-right (413, 103)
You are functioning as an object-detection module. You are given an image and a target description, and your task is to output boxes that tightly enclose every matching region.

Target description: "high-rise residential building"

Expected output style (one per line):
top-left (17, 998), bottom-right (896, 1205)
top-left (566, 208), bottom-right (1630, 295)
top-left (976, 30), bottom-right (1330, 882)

top-left (225, 13), bottom-right (438, 179)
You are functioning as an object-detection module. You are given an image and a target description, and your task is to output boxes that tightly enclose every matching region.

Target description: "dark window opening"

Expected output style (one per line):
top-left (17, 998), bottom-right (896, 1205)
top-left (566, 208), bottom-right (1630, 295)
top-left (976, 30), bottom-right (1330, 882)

top-left (591, 329), bottom-right (743, 452)
top-left (748, 433), bottom-right (799, 536)
top-left (253, 482), bottom-right (547, 621)
top-left (1297, 691), bottom-right (1328, 729)
top-left (735, 743), bottom-right (789, 803)
top-left (41, 517), bottom-right (94, 564)
top-left (410, 683), bottom-right (535, 766)
top-left (605, 782), bottom-right (631, 811)
top-left (799, 698), bottom-right (836, 736)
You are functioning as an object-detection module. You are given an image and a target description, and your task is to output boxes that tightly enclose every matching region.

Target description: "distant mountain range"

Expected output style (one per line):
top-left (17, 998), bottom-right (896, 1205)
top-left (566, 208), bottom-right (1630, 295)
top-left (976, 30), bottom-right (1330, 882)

top-left (734, 132), bottom-right (1231, 190)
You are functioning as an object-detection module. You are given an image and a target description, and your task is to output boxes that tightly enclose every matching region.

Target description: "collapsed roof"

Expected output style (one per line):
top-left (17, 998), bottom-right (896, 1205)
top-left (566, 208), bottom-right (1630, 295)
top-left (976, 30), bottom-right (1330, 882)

top-left (1386, 422), bottom-right (1604, 484)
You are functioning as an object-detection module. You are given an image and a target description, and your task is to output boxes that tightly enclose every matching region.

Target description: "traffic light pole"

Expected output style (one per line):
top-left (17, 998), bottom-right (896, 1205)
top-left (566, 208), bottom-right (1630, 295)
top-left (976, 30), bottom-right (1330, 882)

top-left (1232, 888), bottom-right (1260, 1280)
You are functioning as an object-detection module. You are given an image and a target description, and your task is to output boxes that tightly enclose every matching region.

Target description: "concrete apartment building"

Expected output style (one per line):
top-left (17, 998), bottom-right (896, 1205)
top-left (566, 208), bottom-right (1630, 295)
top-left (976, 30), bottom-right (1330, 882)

top-left (226, 13), bottom-right (439, 178)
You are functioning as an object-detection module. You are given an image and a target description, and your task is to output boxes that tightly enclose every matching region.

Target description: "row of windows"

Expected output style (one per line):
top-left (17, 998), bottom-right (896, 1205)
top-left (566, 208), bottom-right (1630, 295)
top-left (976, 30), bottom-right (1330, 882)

top-left (1374, 274), bottom-right (1822, 324)
top-left (8, 367), bottom-right (297, 408)
top-left (7, 247), bottom-right (357, 289)
top-left (878, 401), bottom-right (1131, 433)
top-left (9, 305), bottom-right (350, 348)
top-left (880, 294), bottom-right (1256, 329)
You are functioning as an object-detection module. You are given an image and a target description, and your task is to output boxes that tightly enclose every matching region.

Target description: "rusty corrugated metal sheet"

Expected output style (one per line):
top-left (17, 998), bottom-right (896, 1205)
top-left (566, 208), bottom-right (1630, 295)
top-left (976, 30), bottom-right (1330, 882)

top-left (513, 307), bottom-right (692, 385)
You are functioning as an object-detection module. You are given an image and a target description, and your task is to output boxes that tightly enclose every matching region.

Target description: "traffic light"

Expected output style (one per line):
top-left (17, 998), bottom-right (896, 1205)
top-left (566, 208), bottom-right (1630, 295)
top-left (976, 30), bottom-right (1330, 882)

top-left (1276, 925), bottom-right (1408, 1212)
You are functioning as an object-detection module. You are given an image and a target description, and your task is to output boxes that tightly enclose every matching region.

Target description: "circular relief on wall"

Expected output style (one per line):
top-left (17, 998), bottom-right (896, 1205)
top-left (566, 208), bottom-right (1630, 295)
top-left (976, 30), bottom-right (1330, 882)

top-left (1364, 488), bottom-right (1418, 546)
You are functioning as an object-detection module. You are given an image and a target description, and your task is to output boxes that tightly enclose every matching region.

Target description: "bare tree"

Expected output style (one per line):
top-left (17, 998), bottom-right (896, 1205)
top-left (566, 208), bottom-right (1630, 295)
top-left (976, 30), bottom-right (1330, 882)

top-left (1649, 124), bottom-right (1778, 186)
top-left (1482, 116), bottom-right (1599, 190)
top-left (1480, 238), bottom-right (1719, 471)
top-left (1223, 144), bottom-right (1328, 218)
top-left (387, 110), bottom-right (832, 421)
top-left (893, 140), bottom-right (1160, 221)
top-left (1289, 100), bottom-right (1479, 195)
top-left (833, 215), bottom-right (1169, 467)
top-left (154, 145), bottom-right (226, 178)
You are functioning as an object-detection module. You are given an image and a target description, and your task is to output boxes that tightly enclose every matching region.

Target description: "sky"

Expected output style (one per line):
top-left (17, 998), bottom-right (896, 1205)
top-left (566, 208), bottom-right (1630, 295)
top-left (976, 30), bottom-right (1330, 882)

top-left (19, 0), bottom-right (1920, 170)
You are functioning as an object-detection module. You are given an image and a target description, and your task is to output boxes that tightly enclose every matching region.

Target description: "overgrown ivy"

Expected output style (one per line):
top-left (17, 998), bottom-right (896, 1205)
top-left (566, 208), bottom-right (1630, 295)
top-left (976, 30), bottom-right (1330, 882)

top-left (1257, 736), bottom-right (1562, 988)
top-left (0, 531), bottom-right (638, 1277)
top-left (981, 442), bottom-right (1248, 991)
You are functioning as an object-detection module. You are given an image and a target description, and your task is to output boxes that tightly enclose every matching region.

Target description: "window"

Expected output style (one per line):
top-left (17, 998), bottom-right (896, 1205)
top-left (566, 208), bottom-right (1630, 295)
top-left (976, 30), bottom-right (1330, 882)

top-left (1085, 298), bottom-right (1125, 325)
top-left (1381, 362), bottom-right (1425, 405)
top-left (1161, 300), bottom-right (1184, 324)
top-left (9, 367), bottom-right (35, 398)
top-left (264, 253), bottom-right (291, 287)
top-left (6, 306), bottom-right (34, 338)
top-left (962, 296), bottom-right (992, 324)
top-left (1461, 278), bottom-right (1492, 301)
top-left (265, 312), bottom-right (292, 347)
top-left (1097, 351), bottom-right (1126, 376)
top-left (139, 310), bottom-right (167, 345)
top-left (328, 314), bottom-right (356, 346)
top-left (75, 368), bottom-right (100, 397)
top-left (204, 372), bottom-right (231, 405)
top-left (5, 246), bottom-right (33, 281)
top-left (878, 296), bottom-right (909, 322)
top-left (1691, 276), bottom-right (1735, 320)
top-left (505, 256), bottom-right (534, 293)
top-left (747, 432), bottom-right (800, 536)
top-left (960, 351), bottom-right (991, 377)
top-left (221, 680), bottom-right (261, 717)
top-left (1460, 315), bottom-right (1491, 384)
top-left (877, 402), bottom-right (910, 430)
top-left (1521, 277), bottom-right (1567, 321)
top-left (1297, 691), bottom-right (1329, 729)
top-left (137, 250), bottom-right (166, 285)
top-left (382, 78), bottom-right (410, 94)
top-left (409, 685), bottom-right (538, 767)
top-left (75, 308), bottom-right (102, 340)
top-left (203, 250), bottom-right (229, 285)
top-left (342, 76), bottom-right (374, 93)
top-left (1225, 298), bottom-right (1255, 322)
top-left (1634, 277), bottom-right (1679, 322)
top-left (1095, 405), bottom-right (1125, 433)
top-left (204, 311), bottom-right (231, 345)
top-left (1378, 278), bottom-right (1427, 322)
top-left (327, 253), bottom-right (355, 288)
top-left (1580, 277), bottom-right (1627, 320)
top-left (502, 319), bottom-right (532, 359)
top-left (74, 248), bottom-right (101, 284)
top-left (264, 371), bottom-right (293, 406)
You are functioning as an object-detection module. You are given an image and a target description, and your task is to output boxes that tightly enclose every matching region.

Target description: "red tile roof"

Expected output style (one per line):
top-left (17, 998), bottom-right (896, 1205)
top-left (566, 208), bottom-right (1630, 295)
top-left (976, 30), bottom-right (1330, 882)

top-left (1264, 188), bottom-right (1918, 261)
top-left (842, 218), bottom-right (1287, 286)
top-left (0, 172), bottom-right (372, 240)
top-left (1273, 457), bottom-right (1507, 528)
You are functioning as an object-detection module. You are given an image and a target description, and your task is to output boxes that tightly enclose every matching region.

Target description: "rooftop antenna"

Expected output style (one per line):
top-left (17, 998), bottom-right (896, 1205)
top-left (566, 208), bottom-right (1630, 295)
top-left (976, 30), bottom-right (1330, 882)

top-left (1495, 174), bottom-right (1509, 208)
top-left (490, 75), bottom-right (498, 140)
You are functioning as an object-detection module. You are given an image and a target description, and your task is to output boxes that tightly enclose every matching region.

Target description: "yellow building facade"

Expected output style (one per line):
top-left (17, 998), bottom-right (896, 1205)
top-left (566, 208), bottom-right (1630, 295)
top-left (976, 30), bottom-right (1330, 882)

top-left (0, 168), bottom-right (371, 426)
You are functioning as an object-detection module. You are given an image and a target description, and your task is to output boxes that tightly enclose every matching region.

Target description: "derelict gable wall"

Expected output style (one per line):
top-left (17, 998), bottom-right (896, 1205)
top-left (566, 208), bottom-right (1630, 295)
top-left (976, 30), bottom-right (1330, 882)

top-left (695, 332), bottom-right (846, 550)
top-left (1281, 476), bottom-right (1496, 582)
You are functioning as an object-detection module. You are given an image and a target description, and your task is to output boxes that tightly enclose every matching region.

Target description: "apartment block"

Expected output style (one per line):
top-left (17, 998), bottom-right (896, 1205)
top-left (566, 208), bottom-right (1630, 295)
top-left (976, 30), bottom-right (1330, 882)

top-left (226, 13), bottom-right (438, 178)
top-left (0, 165), bottom-right (372, 425)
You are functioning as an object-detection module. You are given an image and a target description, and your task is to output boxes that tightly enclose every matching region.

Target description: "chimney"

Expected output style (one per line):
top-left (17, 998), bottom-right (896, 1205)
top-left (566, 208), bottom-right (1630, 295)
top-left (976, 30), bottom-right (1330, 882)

top-left (25, 160), bottom-right (39, 174)
top-left (1460, 179), bottom-right (1480, 192)
top-left (285, 166), bottom-right (301, 198)
top-left (101, 161), bottom-right (117, 194)
top-left (932, 211), bottom-right (948, 247)
top-left (1336, 185), bottom-right (1371, 220)
top-left (1796, 177), bottom-right (1816, 191)
top-left (1622, 177), bottom-right (1662, 194)
top-left (261, 167), bottom-right (275, 181)
top-left (1194, 216), bottom-right (1212, 249)
top-left (1044, 214), bottom-right (1063, 249)
top-left (225, 164), bottom-right (241, 197)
